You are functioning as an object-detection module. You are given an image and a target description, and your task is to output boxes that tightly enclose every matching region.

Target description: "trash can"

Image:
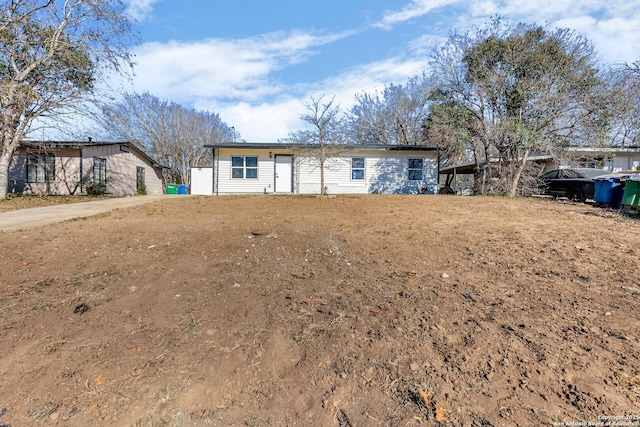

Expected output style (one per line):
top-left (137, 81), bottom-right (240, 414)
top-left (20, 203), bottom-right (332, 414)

top-left (177, 184), bottom-right (189, 195)
top-left (621, 179), bottom-right (640, 207)
top-left (594, 179), bottom-right (612, 206)
top-left (165, 184), bottom-right (178, 194)
top-left (594, 174), bottom-right (632, 208)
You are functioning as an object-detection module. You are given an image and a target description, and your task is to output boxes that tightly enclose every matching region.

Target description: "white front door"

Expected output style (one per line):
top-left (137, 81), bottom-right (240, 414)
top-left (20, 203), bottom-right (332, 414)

top-left (274, 155), bottom-right (292, 193)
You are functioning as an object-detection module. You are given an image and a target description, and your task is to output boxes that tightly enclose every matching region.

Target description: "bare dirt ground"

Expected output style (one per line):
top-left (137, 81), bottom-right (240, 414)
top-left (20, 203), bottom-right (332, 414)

top-left (0, 195), bottom-right (639, 427)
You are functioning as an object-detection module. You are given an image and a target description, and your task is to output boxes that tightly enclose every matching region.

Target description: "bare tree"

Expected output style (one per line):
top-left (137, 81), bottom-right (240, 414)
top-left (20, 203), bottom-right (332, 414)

top-left (427, 19), bottom-right (606, 196)
top-left (285, 95), bottom-right (345, 195)
top-left (0, 0), bottom-right (134, 199)
top-left (604, 63), bottom-right (640, 147)
top-left (349, 74), bottom-right (433, 146)
top-left (99, 92), bottom-right (234, 184)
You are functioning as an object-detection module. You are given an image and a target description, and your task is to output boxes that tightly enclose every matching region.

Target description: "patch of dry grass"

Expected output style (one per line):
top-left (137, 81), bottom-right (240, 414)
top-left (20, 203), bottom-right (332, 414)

top-left (0, 194), bottom-right (115, 213)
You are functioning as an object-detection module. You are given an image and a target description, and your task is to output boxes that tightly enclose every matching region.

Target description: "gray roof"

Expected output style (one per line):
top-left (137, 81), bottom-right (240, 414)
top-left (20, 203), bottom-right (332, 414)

top-left (21, 140), bottom-right (165, 169)
top-left (206, 142), bottom-right (438, 151)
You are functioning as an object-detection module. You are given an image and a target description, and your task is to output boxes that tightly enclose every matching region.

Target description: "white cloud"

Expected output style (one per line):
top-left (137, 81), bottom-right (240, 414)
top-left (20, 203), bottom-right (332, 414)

top-left (202, 53), bottom-right (428, 143)
top-left (119, 29), bottom-right (363, 142)
top-left (210, 99), bottom-right (305, 143)
top-left (375, 0), bottom-right (464, 29)
top-left (129, 29), bottom-right (356, 104)
top-left (125, 0), bottom-right (160, 22)
top-left (552, 15), bottom-right (640, 64)
top-left (457, 0), bottom-right (640, 64)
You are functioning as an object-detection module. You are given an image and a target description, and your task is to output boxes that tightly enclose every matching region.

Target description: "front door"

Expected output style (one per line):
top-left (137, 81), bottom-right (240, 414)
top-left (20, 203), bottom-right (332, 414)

top-left (274, 155), bottom-right (292, 193)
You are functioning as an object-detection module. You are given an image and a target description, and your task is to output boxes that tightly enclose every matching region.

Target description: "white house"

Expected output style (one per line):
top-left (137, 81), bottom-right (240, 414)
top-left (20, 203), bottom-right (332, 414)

top-left (191, 143), bottom-right (439, 195)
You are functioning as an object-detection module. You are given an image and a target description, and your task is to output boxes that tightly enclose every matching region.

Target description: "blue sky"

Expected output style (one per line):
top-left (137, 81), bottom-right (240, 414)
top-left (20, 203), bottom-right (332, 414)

top-left (119, 0), bottom-right (640, 142)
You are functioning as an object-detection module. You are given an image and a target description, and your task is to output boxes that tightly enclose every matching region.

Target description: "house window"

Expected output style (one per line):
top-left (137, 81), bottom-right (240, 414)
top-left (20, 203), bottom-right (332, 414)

top-left (136, 166), bottom-right (145, 191)
top-left (231, 156), bottom-right (258, 179)
top-left (93, 157), bottom-right (107, 184)
top-left (408, 158), bottom-right (423, 181)
top-left (351, 157), bottom-right (365, 180)
top-left (26, 153), bottom-right (55, 183)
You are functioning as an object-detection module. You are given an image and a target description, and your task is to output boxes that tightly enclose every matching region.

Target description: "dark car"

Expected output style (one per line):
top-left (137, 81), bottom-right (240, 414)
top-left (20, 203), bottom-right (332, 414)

top-left (540, 168), bottom-right (607, 202)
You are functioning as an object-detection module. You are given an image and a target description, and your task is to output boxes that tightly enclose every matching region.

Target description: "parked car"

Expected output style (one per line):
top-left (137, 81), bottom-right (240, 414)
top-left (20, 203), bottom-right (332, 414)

top-left (539, 168), bottom-right (607, 202)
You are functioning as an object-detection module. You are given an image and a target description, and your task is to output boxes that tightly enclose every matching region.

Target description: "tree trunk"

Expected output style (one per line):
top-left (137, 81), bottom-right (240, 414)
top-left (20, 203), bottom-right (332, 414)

top-left (508, 149), bottom-right (530, 197)
top-left (320, 157), bottom-right (326, 195)
top-left (0, 149), bottom-right (13, 200)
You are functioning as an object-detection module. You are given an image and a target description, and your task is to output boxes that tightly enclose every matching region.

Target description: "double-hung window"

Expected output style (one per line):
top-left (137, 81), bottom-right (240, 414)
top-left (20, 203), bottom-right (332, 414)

top-left (231, 156), bottom-right (258, 179)
top-left (408, 158), bottom-right (423, 181)
top-left (93, 157), bottom-right (107, 184)
top-left (351, 157), bottom-right (365, 180)
top-left (26, 153), bottom-right (55, 183)
top-left (136, 166), bottom-right (145, 191)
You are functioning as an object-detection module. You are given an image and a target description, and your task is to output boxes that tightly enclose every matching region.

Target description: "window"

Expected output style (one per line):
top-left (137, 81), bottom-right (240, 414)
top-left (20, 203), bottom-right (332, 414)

top-left (351, 157), bottom-right (365, 180)
top-left (26, 153), bottom-right (55, 183)
top-left (408, 158), bottom-right (423, 180)
top-left (231, 156), bottom-right (258, 179)
top-left (93, 157), bottom-right (106, 184)
top-left (136, 166), bottom-right (145, 191)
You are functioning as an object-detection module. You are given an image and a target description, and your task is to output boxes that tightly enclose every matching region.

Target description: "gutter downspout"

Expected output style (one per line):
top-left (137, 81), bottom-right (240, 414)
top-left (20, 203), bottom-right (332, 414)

top-left (79, 147), bottom-right (83, 194)
top-left (213, 148), bottom-right (218, 196)
top-left (437, 151), bottom-right (440, 194)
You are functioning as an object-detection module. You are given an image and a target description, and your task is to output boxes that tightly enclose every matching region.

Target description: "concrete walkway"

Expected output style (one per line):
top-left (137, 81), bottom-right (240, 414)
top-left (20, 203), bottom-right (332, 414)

top-left (0, 195), bottom-right (170, 232)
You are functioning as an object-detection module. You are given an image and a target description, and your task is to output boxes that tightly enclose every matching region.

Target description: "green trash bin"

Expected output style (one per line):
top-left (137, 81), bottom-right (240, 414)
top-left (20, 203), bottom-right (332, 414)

top-left (622, 179), bottom-right (640, 207)
top-left (165, 184), bottom-right (178, 194)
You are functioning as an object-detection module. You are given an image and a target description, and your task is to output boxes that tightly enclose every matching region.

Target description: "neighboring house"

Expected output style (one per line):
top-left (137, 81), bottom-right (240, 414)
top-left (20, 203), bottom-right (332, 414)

top-left (439, 146), bottom-right (640, 194)
top-left (546, 146), bottom-right (640, 173)
top-left (8, 140), bottom-right (164, 196)
top-left (192, 143), bottom-right (439, 195)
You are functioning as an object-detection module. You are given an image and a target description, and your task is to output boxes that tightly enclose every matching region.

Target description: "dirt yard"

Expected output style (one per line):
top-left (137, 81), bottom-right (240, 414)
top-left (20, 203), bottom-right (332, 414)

top-left (0, 195), bottom-right (638, 426)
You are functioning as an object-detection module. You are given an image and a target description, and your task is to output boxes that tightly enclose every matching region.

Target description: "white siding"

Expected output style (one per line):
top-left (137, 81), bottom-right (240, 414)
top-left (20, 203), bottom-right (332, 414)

top-left (605, 154), bottom-right (640, 173)
top-left (297, 151), bottom-right (439, 195)
top-left (215, 148), bottom-right (438, 195)
top-left (215, 150), bottom-right (276, 194)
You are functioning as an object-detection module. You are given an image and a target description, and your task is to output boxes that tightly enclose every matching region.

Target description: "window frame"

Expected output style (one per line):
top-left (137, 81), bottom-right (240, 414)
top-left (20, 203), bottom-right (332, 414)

top-left (26, 153), bottom-right (55, 183)
top-left (231, 155), bottom-right (259, 179)
top-left (136, 166), bottom-right (145, 191)
top-left (351, 157), bottom-right (365, 181)
top-left (408, 158), bottom-right (424, 181)
top-left (93, 157), bottom-right (107, 185)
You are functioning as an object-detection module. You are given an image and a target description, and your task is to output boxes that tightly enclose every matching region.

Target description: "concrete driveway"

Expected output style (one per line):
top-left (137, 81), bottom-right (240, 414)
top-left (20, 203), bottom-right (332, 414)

top-left (0, 195), bottom-right (170, 232)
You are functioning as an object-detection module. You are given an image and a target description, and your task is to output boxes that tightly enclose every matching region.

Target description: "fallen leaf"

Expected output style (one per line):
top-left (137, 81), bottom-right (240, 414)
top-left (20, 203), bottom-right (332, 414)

top-left (419, 390), bottom-right (431, 406)
top-left (435, 401), bottom-right (452, 422)
top-left (95, 375), bottom-right (107, 386)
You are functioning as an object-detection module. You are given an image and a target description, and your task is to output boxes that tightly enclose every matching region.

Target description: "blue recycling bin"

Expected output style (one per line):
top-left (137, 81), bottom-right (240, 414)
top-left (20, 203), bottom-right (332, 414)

top-left (177, 184), bottom-right (189, 194)
top-left (594, 179), bottom-right (611, 205)
top-left (594, 174), bottom-right (631, 208)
